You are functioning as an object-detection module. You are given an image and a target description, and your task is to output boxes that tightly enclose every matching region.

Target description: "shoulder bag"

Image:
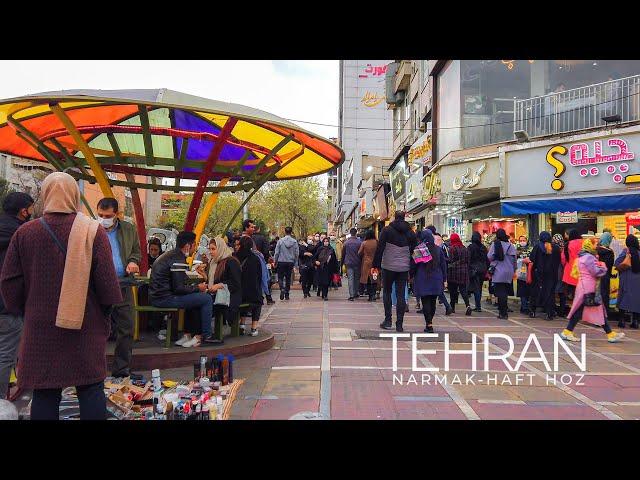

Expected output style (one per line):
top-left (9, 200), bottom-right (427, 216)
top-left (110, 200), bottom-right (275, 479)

top-left (214, 283), bottom-right (231, 306)
top-left (618, 251), bottom-right (632, 271)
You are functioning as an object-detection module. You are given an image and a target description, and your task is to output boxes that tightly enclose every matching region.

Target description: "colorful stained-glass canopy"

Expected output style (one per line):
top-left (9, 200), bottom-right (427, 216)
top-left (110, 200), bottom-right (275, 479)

top-left (0, 89), bottom-right (344, 192)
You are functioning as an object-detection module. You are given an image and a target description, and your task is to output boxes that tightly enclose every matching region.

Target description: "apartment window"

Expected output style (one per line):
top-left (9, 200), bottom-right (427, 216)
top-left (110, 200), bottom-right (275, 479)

top-left (421, 60), bottom-right (429, 88)
top-left (410, 97), bottom-right (417, 135)
top-left (393, 108), bottom-right (400, 137)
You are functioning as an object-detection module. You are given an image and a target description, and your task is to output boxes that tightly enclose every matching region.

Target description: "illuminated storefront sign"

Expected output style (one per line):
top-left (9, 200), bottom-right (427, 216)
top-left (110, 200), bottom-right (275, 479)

top-left (408, 129), bottom-right (432, 171)
top-left (359, 64), bottom-right (388, 78)
top-left (452, 162), bottom-right (487, 190)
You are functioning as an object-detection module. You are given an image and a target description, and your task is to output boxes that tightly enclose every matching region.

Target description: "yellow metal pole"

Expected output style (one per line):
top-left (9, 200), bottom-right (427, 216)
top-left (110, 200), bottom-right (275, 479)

top-left (189, 178), bottom-right (229, 266)
top-left (50, 103), bottom-right (114, 197)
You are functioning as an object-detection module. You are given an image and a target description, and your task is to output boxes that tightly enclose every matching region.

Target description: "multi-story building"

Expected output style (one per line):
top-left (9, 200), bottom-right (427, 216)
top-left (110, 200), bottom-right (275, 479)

top-left (0, 153), bottom-right (56, 199)
top-left (384, 60), bottom-right (435, 231)
top-left (422, 60), bottom-right (640, 243)
top-left (335, 60), bottom-right (394, 235)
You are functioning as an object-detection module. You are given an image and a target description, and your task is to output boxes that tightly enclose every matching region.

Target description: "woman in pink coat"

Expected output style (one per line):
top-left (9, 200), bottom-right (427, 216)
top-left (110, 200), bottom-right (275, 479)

top-left (560, 239), bottom-right (625, 343)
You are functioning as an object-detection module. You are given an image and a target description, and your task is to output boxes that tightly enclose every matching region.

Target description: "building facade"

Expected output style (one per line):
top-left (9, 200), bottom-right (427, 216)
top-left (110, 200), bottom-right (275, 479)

top-left (428, 60), bottom-right (640, 243)
top-left (334, 60), bottom-right (394, 235)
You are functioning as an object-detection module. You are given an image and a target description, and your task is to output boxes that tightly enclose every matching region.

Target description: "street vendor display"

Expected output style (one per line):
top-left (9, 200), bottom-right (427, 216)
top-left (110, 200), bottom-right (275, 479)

top-left (102, 354), bottom-right (242, 420)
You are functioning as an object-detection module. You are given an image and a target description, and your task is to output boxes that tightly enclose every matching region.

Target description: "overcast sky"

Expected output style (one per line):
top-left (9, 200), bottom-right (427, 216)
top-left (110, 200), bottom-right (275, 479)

top-left (0, 60), bottom-right (339, 139)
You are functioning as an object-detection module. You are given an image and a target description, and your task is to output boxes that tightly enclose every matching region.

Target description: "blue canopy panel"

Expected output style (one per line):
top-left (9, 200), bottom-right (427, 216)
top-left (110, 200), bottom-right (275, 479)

top-left (501, 193), bottom-right (640, 215)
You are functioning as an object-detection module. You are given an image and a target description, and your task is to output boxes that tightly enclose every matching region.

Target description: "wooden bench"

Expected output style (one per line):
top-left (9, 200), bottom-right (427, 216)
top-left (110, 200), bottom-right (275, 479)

top-left (131, 286), bottom-right (185, 348)
top-left (213, 303), bottom-right (252, 341)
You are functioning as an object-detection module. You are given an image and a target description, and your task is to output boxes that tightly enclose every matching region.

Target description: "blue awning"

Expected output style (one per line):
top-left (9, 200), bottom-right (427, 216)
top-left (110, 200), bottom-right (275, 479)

top-left (502, 193), bottom-right (640, 215)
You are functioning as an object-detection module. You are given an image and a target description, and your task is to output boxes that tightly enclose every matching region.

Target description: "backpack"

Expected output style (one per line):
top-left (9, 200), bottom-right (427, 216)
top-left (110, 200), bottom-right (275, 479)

top-left (412, 242), bottom-right (433, 264)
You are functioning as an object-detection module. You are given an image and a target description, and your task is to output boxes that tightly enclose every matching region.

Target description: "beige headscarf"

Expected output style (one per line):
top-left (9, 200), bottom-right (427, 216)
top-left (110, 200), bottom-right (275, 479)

top-left (208, 236), bottom-right (234, 287)
top-left (42, 172), bottom-right (100, 330)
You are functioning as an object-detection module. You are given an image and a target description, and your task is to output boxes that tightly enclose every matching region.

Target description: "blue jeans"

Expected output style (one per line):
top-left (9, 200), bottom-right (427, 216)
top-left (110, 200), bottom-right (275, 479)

top-left (346, 265), bottom-right (360, 298)
top-left (153, 293), bottom-right (213, 337)
top-left (520, 296), bottom-right (529, 312)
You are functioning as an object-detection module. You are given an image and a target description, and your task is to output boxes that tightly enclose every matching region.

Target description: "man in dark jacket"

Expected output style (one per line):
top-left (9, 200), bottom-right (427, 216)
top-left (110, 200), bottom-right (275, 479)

top-left (97, 197), bottom-right (142, 377)
top-left (373, 211), bottom-right (417, 332)
top-left (343, 228), bottom-right (362, 301)
top-left (253, 225), bottom-right (270, 260)
top-left (150, 231), bottom-right (214, 344)
top-left (0, 192), bottom-right (33, 399)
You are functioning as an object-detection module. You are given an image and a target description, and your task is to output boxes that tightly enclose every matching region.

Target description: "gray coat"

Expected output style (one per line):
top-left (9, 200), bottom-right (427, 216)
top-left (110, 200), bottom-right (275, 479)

top-left (343, 237), bottom-right (362, 268)
top-left (614, 249), bottom-right (640, 313)
top-left (274, 235), bottom-right (299, 266)
top-left (487, 241), bottom-right (517, 284)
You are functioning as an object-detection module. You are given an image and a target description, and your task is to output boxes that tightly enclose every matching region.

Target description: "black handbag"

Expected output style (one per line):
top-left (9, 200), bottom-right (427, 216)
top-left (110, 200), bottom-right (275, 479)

top-left (487, 265), bottom-right (496, 275)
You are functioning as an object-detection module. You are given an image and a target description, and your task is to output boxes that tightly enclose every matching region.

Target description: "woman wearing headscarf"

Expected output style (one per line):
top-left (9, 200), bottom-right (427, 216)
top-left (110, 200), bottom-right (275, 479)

top-left (562, 229), bottom-right (583, 301)
top-left (235, 236), bottom-right (263, 336)
top-left (614, 234), bottom-right (640, 329)
top-left (561, 239), bottom-right (625, 342)
top-left (467, 231), bottom-right (489, 312)
top-left (516, 235), bottom-right (533, 314)
top-left (0, 172), bottom-right (122, 419)
top-left (528, 232), bottom-right (561, 320)
top-left (412, 229), bottom-right (447, 333)
top-left (358, 229), bottom-right (378, 301)
top-left (299, 235), bottom-right (316, 298)
top-left (487, 229), bottom-right (517, 319)
top-left (206, 236), bottom-right (241, 339)
top-left (447, 233), bottom-right (472, 316)
top-left (552, 234), bottom-right (568, 316)
top-left (597, 232), bottom-right (615, 322)
top-left (313, 236), bottom-right (339, 301)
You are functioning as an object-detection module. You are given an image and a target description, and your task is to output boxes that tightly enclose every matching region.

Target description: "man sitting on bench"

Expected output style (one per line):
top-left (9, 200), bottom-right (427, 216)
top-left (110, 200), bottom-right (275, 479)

top-left (149, 231), bottom-right (217, 347)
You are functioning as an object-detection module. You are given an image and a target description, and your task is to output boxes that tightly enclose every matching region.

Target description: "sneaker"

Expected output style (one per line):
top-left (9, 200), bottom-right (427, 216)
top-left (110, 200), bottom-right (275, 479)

top-left (250, 329), bottom-right (259, 337)
top-left (465, 306), bottom-right (473, 316)
top-left (323, 297), bottom-right (328, 301)
top-left (379, 321), bottom-right (393, 330)
top-left (474, 307), bottom-right (482, 312)
top-left (424, 325), bottom-right (434, 333)
top-left (157, 333), bottom-right (166, 341)
top-left (203, 334), bottom-right (224, 344)
top-left (445, 307), bottom-right (453, 316)
top-left (497, 314), bottom-right (509, 320)
top-left (560, 330), bottom-right (580, 342)
top-left (239, 324), bottom-right (246, 336)
top-left (159, 329), bottom-right (167, 335)
top-left (174, 334), bottom-right (192, 346)
top-left (608, 332), bottom-right (626, 343)
top-left (280, 291), bottom-right (285, 300)
top-left (396, 324), bottom-right (404, 333)
top-left (416, 308), bottom-right (423, 314)
top-left (348, 297), bottom-right (354, 301)
top-left (285, 294), bottom-right (290, 301)
top-left (182, 336), bottom-right (201, 348)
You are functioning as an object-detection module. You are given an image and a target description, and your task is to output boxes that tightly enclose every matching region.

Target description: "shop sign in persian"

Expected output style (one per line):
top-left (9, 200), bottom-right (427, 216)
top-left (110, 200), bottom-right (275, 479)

top-left (505, 132), bottom-right (640, 198)
top-left (422, 171), bottom-right (441, 203)
top-left (408, 128), bottom-right (432, 172)
top-left (360, 195), bottom-right (367, 216)
top-left (452, 162), bottom-right (487, 190)
top-left (556, 211), bottom-right (578, 224)
top-left (374, 185), bottom-right (388, 221)
top-left (389, 159), bottom-right (407, 202)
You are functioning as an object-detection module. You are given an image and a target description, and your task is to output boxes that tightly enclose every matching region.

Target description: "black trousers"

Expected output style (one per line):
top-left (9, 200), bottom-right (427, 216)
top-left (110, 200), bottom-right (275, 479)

top-left (111, 287), bottom-right (134, 377)
top-left (300, 266), bottom-right (314, 294)
top-left (448, 282), bottom-right (470, 308)
top-left (567, 305), bottom-right (612, 334)
top-left (493, 283), bottom-right (510, 317)
top-left (320, 285), bottom-right (329, 298)
top-left (420, 295), bottom-right (438, 326)
top-left (382, 269), bottom-right (408, 325)
top-left (366, 278), bottom-right (376, 297)
top-left (277, 262), bottom-right (294, 295)
top-left (31, 381), bottom-right (106, 420)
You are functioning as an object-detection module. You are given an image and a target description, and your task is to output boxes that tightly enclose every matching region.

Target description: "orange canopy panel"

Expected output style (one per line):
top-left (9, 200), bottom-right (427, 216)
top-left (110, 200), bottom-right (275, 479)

top-left (0, 89), bottom-right (344, 186)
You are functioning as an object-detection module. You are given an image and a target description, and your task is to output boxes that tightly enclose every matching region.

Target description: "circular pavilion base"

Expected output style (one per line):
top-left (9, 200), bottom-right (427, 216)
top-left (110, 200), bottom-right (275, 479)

top-left (106, 330), bottom-right (274, 370)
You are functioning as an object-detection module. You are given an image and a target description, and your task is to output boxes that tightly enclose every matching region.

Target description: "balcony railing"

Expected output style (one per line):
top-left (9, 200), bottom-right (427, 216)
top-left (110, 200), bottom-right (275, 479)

top-left (514, 74), bottom-right (640, 139)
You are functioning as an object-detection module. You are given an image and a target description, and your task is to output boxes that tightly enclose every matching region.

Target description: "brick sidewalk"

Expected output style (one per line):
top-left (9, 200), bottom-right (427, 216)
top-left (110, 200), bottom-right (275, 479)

top-left (225, 283), bottom-right (640, 420)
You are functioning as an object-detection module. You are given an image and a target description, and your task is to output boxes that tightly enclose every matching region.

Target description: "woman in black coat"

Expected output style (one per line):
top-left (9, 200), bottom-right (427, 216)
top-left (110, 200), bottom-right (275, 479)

top-left (528, 231), bottom-right (561, 320)
top-left (206, 237), bottom-right (242, 339)
top-left (313, 237), bottom-right (339, 301)
top-left (467, 231), bottom-right (489, 312)
top-left (235, 236), bottom-right (264, 336)
top-left (299, 235), bottom-right (315, 298)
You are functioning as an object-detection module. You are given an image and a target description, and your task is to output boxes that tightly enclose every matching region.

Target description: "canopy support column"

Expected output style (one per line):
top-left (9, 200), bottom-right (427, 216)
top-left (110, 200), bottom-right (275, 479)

top-left (124, 173), bottom-right (149, 275)
top-left (193, 177), bottom-right (229, 252)
top-left (50, 103), bottom-right (115, 198)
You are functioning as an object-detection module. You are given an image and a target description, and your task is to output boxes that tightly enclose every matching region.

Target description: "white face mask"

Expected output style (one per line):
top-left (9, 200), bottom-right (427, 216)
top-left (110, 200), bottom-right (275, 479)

top-left (100, 217), bottom-right (115, 229)
top-left (519, 242), bottom-right (527, 247)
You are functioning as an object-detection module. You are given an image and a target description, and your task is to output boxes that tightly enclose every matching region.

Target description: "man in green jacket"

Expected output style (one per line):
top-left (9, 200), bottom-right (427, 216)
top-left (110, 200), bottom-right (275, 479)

top-left (97, 197), bottom-right (141, 377)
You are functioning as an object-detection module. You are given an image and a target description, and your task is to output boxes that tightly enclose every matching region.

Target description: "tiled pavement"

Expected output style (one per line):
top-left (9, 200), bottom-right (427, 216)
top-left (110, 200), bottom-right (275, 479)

top-left (146, 284), bottom-right (640, 420)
